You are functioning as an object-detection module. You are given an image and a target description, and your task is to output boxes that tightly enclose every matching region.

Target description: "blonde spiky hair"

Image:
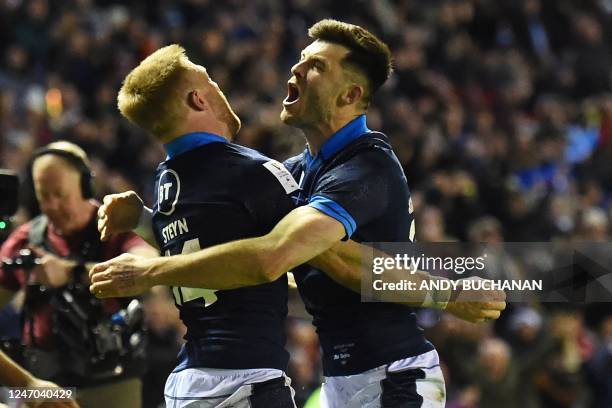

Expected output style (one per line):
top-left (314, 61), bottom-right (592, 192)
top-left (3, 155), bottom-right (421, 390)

top-left (118, 44), bottom-right (193, 140)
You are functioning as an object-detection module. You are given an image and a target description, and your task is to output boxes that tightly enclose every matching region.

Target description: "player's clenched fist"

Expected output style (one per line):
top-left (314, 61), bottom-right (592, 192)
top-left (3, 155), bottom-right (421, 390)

top-left (98, 191), bottom-right (144, 241)
top-left (445, 277), bottom-right (506, 323)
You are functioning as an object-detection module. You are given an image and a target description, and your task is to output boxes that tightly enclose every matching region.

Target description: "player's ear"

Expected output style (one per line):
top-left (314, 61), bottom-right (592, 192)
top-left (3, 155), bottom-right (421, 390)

top-left (339, 84), bottom-right (363, 107)
top-left (187, 90), bottom-right (208, 111)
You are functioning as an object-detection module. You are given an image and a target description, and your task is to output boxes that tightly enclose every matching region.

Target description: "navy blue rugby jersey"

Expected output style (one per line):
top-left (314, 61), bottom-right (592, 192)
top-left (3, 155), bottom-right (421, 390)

top-left (152, 132), bottom-right (299, 372)
top-left (284, 115), bottom-right (434, 376)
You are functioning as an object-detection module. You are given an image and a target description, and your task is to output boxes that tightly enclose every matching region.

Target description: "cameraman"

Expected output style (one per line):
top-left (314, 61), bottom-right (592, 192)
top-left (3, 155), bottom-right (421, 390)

top-left (0, 141), bottom-right (156, 408)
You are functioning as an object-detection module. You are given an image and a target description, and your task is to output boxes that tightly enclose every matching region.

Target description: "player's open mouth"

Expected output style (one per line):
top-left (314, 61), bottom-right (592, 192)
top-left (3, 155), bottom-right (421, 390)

top-left (283, 83), bottom-right (300, 106)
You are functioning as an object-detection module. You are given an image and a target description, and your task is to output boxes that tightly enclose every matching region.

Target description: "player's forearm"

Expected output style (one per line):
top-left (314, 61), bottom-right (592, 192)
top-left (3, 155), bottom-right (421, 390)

top-left (147, 208), bottom-right (344, 290)
top-left (311, 242), bottom-right (450, 308)
top-left (133, 207), bottom-right (159, 249)
top-left (393, 271), bottom-right (451, 309)
top-left (147, 236), bottom-right (285, 290)
top-left (0, 350), bottom-right (34, 387)
top-left (309, 243), bottom-right (362, 292)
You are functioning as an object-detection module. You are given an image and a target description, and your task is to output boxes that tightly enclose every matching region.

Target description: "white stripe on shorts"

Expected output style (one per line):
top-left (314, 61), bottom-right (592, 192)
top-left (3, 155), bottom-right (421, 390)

top-left (164, 367), bottom-right (295, 408)
top-left (320, 349), bottom-right (446, 408)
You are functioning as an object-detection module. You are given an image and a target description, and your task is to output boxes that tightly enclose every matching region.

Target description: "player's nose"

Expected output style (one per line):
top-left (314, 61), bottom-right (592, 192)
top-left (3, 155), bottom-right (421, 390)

top-left (291, 60), bottom-right (306, 80)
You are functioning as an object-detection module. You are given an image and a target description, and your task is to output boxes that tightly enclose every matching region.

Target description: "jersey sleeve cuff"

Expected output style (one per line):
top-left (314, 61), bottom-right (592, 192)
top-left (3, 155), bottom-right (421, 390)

top-left (308, 195), bottom-right (357, 239)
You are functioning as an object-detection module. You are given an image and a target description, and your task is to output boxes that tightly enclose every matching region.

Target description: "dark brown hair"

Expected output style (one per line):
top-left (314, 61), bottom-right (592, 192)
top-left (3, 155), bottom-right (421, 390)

top-left (308, 19), bottom-right (393, 103)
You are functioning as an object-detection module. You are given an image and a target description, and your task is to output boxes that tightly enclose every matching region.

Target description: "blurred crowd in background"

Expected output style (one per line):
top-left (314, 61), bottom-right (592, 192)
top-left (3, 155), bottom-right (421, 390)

top-left (1, 0), bottom-right (612, 407)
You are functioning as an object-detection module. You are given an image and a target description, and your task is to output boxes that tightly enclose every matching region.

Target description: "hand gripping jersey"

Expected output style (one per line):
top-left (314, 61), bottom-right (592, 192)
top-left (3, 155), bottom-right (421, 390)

top-left (283, 115), bottom-right (434, 376)
top-left (152, 133), bottom-right (298, 372)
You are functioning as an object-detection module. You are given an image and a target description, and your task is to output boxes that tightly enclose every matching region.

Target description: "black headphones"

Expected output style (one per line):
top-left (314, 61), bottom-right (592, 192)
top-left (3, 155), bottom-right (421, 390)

top-left (30, 147), bottom-right (95, 199)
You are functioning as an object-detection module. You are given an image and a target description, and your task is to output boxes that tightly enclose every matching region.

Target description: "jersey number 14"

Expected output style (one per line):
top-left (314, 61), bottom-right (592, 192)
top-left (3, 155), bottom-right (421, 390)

top-left (166, 238), bottom-right (218, 307)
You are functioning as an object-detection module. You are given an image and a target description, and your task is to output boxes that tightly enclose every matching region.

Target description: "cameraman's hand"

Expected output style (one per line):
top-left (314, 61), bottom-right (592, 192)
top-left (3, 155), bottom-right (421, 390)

top-left (98, 191), bottom-right (144, 241)
top-left (445, 277), bottom-right (506, 323)
top-left (30, 247), bottom-right (75, 288)
top-left (26, 377), bottom-right (79, 407)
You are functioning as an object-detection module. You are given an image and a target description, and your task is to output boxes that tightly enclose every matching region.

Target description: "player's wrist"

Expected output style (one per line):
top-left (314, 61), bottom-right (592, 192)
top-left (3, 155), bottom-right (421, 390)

top-left (142, 256), bottom-right (165, 288)
top-left (421, 276), bottom-right (451, 310)
top-left (133, 206), bottom-right (153, 236)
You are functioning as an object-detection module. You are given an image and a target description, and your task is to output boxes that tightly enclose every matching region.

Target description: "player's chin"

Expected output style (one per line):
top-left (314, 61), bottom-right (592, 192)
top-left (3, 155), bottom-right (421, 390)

top-left (229, 114), bottom-right (241, 136)
top-left (280, 108), bottom-right (299, 126)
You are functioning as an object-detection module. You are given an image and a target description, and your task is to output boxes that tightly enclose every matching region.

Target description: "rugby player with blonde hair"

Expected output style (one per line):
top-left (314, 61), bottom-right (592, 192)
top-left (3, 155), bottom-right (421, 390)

top-left (117, 44), bottom-right (240, 144)
top-left (100, 44), bottom-right (299, 407)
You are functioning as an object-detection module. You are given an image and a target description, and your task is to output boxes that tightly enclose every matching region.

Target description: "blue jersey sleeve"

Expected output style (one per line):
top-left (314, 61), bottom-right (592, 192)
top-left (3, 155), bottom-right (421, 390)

top-left (309, 148), bottom-right (403, 239)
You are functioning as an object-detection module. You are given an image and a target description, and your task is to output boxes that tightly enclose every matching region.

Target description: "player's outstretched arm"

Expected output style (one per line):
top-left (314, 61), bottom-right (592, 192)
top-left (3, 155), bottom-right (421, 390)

top-left (311, 241), bottom-right (506, 323)
top-left (98, 191), bottom-right (159, 249)
top-left (89, 206), bottom-right (345, 296)
top-left (310, 240), bottom-right (445, 304)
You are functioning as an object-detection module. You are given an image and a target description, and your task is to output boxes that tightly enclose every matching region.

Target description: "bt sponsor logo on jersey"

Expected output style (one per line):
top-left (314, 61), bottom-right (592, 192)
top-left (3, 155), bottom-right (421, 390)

top-left (158, 169), bottom-right (180, 215)
top-left (161, 218), bottom-right (190, 244)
